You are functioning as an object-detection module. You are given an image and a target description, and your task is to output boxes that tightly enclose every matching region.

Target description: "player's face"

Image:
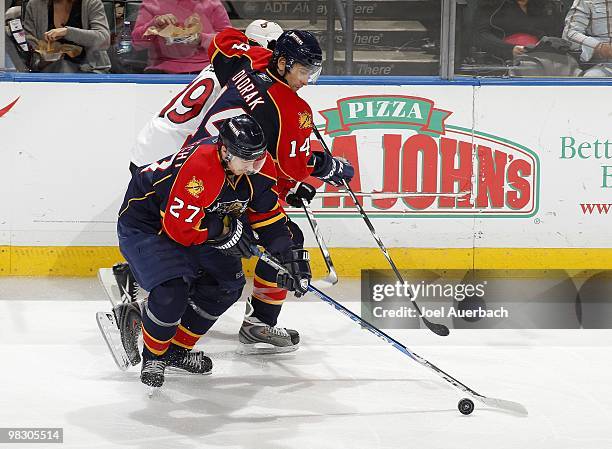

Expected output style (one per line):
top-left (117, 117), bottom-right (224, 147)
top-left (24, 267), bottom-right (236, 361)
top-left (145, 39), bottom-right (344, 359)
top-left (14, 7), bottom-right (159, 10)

top-left (284, 62), bottom-right (310, 92)
top-left (278, 58), bottom-right (321, 92)
top-left (221, 146), bottom-right (266, 176)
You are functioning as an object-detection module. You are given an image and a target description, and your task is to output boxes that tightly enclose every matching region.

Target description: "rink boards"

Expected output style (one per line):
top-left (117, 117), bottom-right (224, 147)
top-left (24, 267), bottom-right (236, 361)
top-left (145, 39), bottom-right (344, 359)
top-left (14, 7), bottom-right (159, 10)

top-left (0, 79), bottom-right (611, 275)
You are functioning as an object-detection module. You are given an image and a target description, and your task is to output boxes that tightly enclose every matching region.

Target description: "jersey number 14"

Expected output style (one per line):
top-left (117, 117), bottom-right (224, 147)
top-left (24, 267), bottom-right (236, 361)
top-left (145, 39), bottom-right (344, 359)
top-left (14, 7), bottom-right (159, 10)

top-left (289, 138), bottom-right (311, 158)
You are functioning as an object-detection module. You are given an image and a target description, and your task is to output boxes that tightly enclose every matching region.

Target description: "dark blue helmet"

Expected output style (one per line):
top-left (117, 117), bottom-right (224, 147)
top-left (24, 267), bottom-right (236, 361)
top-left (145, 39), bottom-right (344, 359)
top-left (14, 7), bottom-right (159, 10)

top-left (272, 30), bottom-right (323, 83)
top-left (218, 114), bottom-right (267, 161)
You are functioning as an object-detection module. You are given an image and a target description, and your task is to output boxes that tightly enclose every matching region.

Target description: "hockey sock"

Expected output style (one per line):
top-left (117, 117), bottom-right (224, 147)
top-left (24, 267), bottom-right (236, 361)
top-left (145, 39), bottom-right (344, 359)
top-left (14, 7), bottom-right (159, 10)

top-left (171, 323), bottom-right (204, 351)
top-left (142, 278), bottom-right (189, 356)
top-left (174, 284), bottom-right (245, 347)
top-left (248, 274), bottom-right (288, 326)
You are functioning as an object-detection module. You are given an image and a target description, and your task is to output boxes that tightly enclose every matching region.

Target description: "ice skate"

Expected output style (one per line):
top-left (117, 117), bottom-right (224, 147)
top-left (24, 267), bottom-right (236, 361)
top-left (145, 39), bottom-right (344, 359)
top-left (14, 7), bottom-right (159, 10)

top-left (113, 262), bottom-right (142, 303)
top-left (140, 351), bottom-right (167, 388)
top-left (97, 267), bottom-right (123, 307)
top-left (237, 317), bottom-right (300, 354)
top-left (113, 300), bottom-right (144, 366)
top-left (166, 345), bottom-right (213, 375)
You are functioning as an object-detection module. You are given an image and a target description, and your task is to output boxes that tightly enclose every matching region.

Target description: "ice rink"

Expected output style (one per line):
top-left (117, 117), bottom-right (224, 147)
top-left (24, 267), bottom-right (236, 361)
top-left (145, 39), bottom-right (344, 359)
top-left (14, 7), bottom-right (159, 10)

top-left (1, 277), bottom-right (611, 449)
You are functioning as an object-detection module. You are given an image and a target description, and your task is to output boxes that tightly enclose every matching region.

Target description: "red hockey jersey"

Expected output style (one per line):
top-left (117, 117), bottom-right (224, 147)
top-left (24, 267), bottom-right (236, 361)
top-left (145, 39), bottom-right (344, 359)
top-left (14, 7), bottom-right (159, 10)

top-left (191, 28), bottom-right (323, 199)
top-left (118, 138), bottom-right (290, 247)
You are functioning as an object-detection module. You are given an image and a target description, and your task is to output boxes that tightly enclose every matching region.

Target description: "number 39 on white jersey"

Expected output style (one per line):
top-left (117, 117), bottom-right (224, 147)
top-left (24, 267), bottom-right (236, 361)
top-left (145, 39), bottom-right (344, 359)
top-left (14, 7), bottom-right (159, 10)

top-left (129, 65), bottom-right (222, 167)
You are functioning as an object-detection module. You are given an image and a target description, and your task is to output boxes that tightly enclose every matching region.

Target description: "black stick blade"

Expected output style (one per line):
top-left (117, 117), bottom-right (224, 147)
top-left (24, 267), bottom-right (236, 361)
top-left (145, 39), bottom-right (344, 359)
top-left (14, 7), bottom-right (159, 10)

top-left (423, 318), bottom-right (450, 336)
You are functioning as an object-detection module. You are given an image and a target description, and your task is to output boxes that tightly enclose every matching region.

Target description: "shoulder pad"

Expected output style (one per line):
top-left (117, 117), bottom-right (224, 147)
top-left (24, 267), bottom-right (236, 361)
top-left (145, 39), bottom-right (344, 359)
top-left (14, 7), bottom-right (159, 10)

top-left (184, 144), bottom-right (226, 207)
top-left (210, 28), bottom-right (249, 58)
top-left (243, 46), bottom-right (273, 72)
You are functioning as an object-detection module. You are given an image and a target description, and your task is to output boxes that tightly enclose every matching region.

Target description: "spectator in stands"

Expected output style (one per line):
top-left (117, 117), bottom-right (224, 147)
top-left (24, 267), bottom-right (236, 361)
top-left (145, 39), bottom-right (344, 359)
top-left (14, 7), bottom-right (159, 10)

top-left (475, 0), bottom-right (562, 61)
top-left (563, 0), bottom-right (612, 76)
top-left (23, 0), bottom-right (111, 73)
top-left (131, 0), bottom-right (230, 74)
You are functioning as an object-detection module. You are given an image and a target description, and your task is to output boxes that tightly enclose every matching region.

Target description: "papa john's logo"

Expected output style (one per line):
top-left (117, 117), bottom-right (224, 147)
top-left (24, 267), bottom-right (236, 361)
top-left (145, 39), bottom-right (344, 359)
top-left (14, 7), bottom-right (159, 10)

top-left (314, 95), bottom-right (540, 218)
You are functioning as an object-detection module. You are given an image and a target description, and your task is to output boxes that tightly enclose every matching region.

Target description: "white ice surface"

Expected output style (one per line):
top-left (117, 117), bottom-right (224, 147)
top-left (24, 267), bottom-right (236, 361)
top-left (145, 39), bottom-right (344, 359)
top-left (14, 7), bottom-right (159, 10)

top-left (1, 278), bottom-right (611, 449)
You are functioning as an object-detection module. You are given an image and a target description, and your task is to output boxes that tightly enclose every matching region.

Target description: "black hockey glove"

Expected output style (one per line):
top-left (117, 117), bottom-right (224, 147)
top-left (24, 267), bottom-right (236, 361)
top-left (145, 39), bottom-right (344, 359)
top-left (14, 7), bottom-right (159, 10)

top-left (208, 218), bottom-right (256, 259)
top-left (285, 182), bottom-right (317, 208)
top-left (319, 157), bottom-right (355, 187)
top-left (276, 248), bottom-right (312, 297)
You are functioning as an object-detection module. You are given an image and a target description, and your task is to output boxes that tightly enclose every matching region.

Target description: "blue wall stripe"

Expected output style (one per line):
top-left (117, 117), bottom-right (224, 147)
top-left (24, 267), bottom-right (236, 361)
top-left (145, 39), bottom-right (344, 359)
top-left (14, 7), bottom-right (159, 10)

top-left (3, 71), bottom-right (612, 86)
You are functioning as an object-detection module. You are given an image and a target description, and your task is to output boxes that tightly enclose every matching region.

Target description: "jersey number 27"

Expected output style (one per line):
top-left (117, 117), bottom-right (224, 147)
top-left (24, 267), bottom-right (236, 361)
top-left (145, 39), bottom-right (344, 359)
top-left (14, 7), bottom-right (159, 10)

top-left (169, 196), bottom-right (201, 223)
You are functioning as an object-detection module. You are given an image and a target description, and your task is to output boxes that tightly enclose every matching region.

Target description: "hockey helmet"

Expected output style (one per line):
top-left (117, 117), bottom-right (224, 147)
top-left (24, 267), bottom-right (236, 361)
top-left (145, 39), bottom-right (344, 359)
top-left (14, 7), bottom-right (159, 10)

top-left (272, 30), bottom-right (323, 83)
top-left (245, 20), bottom-right (283, 50)
top-left (218, 114), bottom-right (267, 174)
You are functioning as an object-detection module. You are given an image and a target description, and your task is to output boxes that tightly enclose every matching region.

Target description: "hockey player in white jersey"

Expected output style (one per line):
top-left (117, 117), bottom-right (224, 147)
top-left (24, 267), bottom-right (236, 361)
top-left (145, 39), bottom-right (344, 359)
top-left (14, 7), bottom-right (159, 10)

top-left (98, 21), bottom-right (283, 367)
top-left (128, 20), bottom-right (284, 171)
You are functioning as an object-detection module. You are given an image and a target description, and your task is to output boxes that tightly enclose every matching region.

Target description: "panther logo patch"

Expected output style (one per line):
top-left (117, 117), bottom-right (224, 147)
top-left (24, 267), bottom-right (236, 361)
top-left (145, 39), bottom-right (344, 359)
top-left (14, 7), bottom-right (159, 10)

top-left (185, 176), bottom-right (204, 198)
top-left (208, 199), bottom-right (249, 217)
top-left (298, 112), bottom-right (313, 130)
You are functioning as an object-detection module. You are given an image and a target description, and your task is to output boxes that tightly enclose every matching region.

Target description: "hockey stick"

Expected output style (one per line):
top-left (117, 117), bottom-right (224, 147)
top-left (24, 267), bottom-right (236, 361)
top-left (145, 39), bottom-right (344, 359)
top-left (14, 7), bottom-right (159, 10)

top-left (97, 268), bottom-right (124, 307)
top-left (254, 247), bottom-right (527, 417)
top-left (314, 191), bottom-right (470, 198)
top-left (312, 127), bottom-right (449, 337)
top-left (302, 199), bottom-right (338, 288)
top-left (308, 284), bottom-right (528, 416)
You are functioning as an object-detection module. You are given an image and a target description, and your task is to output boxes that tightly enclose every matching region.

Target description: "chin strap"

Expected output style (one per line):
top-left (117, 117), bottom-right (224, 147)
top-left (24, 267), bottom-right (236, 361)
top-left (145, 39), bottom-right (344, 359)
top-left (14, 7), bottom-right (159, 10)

top-left (218, 147), bottom-right (232, 173)
top-left (268, 64), bottom-right (289, 85)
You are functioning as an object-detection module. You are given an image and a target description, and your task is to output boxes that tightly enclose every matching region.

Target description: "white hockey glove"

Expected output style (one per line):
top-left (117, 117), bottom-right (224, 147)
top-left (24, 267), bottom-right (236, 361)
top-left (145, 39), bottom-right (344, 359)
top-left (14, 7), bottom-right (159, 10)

top-left (208, 219), bottom-right (257, 259)
top-left (285, 182), bottom-right (316, 208)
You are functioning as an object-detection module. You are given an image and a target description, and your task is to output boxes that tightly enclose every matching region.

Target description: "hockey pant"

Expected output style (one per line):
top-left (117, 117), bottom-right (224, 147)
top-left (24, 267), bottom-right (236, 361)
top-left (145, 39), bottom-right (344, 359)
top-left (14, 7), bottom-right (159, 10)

top-left (130, 238), bottom-right (245, 356)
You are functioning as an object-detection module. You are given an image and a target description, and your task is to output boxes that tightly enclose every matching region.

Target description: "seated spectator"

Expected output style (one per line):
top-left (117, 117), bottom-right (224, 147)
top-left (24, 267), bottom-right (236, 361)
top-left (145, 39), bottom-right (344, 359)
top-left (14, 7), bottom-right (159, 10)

top-left (563, 0), bottom-right (612, 76)
top-left (23, 0), bottom-right (111, 73)
top-left (131, 0), bottom-right (230, 74)
top-left (475, 0), bottom-right (562, 61)
top-left (5, 4), bottom-right (30, 70)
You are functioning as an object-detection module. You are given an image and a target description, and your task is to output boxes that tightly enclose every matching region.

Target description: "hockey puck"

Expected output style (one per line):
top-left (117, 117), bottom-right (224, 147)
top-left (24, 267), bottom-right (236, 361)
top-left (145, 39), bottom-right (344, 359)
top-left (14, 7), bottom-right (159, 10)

top-left (458, 398), bottom-right (474, 415)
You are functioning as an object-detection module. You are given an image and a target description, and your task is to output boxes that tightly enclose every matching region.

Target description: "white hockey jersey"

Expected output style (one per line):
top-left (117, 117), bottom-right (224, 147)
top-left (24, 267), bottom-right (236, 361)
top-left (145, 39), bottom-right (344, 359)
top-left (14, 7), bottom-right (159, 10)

top-left (129, 65), bottom-right (222, 167)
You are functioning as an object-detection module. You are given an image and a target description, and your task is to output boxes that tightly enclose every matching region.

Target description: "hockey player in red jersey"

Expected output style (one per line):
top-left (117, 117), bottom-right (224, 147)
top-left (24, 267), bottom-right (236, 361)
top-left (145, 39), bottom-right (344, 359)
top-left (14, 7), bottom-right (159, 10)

top-left (191, 28), bottom-right (355, 354)
top-left (107, 27), bottom-right (354, 363)
top-left (106, 20), bottom-right (284, 309)
top-left (117, 114), bottom-right (311, 387)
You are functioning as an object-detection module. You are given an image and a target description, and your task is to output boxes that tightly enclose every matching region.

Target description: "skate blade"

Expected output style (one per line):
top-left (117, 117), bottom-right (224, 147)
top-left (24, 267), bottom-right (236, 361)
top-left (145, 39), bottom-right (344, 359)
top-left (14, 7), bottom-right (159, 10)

top-left (147, 386), bottom-right (161, 398)
top-left (96, 311), bottom-right (130, 371)
top-left (98, 268), bottom-right (123, 307)
top-left (236, 342), bottom-right (299, 355)
top-left (166, 367), bottom-right (213, 376)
